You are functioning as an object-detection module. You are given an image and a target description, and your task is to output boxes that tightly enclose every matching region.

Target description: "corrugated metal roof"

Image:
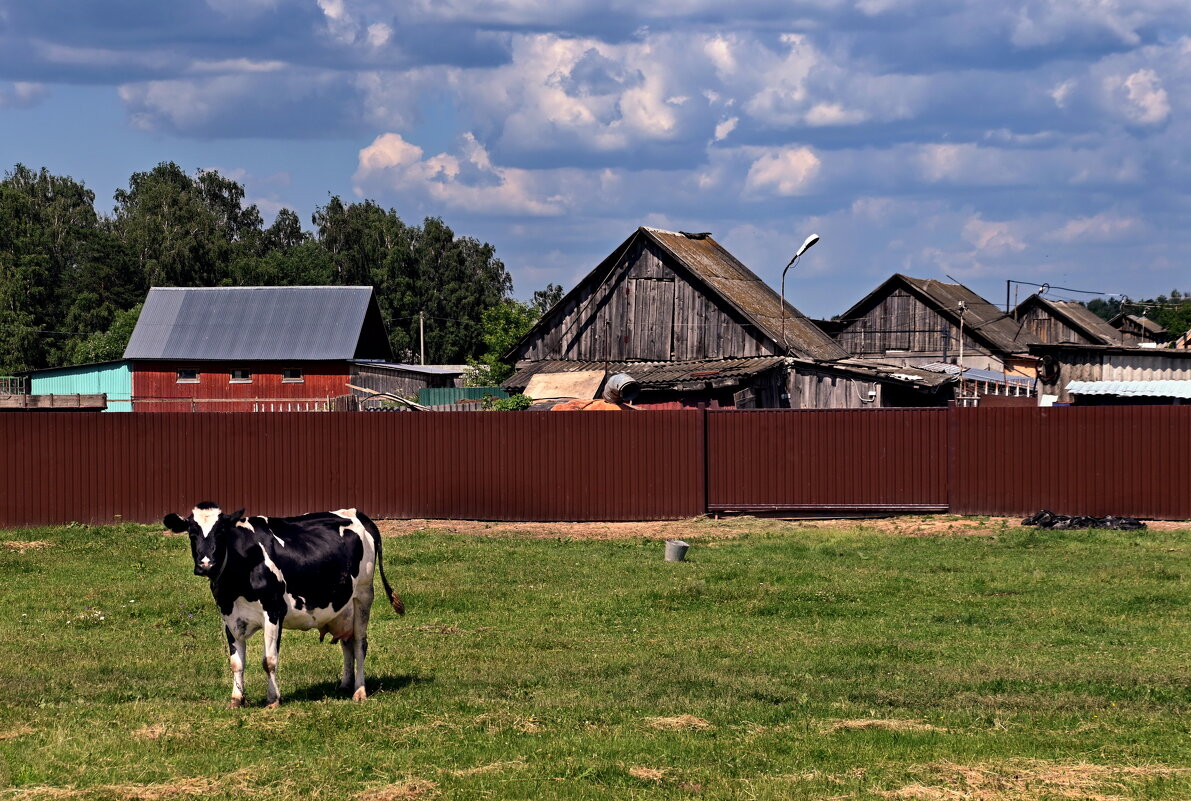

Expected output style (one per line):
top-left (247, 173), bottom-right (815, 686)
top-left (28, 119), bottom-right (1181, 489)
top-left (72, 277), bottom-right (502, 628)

top-left (642, 228), bottom-right (849, 361)
top-left (1066, 380), bottom-right (1191, 398)
top-left (351, 361), bottom-right (466, 376)
top-left (920, 361), bottom-right (1035, 386)
top-left (125, 286), bottom-right (393, 361)
top-left (505, 357), bottom-right (788, 391)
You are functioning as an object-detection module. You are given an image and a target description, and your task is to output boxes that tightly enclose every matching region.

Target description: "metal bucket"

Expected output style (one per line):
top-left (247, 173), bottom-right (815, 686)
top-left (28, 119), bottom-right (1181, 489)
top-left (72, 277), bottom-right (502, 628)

top-left (664, 539), bottom-right (690, 562)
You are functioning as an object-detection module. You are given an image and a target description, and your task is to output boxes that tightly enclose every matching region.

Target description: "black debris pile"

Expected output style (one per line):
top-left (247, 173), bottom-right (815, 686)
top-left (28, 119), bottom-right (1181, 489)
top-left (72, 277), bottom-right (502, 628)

top-left (1022, 509), bottom-right (1146, 530)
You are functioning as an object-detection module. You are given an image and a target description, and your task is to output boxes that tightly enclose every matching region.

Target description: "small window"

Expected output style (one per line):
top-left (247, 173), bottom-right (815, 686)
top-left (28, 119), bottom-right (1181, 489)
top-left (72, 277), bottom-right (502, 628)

top-left (176, 369), bottom-right (199, 383)
top-left (229, 368), bottom-right (252, 383)
top-left (281, 368), bottom-right (304, 383)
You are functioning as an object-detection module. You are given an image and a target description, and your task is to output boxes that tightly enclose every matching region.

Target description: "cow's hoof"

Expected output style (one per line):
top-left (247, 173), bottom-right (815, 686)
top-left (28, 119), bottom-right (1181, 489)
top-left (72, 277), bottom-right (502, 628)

top-left (352, 687), bottom-right (367, 702)
top-left (264, 700), bottom-right (280, 710)
top-left (228, 697), bottom-right (244, 710)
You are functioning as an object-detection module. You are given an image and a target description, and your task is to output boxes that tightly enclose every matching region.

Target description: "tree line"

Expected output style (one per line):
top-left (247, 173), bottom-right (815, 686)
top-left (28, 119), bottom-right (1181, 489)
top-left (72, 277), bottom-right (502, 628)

top-left (0, 162), bottom-right (562, 376)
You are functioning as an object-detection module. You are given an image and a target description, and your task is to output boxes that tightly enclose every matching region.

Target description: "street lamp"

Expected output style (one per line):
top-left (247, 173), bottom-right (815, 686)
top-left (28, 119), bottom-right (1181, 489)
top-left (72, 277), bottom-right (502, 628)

top-left (779, 234), bottom-right (820, 355)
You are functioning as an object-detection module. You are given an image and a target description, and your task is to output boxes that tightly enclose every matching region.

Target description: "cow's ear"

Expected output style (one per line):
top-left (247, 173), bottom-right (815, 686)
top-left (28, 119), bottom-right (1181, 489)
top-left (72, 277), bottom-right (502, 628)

top-left (227, 509), bottom-right (246, 522)
top-left (163, 513), bottom-right (189, 533)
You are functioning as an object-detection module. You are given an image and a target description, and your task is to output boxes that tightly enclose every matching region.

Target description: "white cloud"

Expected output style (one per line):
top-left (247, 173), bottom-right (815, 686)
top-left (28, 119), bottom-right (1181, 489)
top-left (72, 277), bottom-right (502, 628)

top-left (1117, 68), bottom-right (1170, 124)
top-left (744, 146), bottom-right (821, 196)
top-left (963, 216), bottom-right (1027, 254)
top-left (1047, 212), bottom-right (1142, 243)
top-left (353, 132), bottom-right (567, 216)
top-left (0, 81), bottom-right (47, 109)
top-left (713, 116), bottom-right (738, 141)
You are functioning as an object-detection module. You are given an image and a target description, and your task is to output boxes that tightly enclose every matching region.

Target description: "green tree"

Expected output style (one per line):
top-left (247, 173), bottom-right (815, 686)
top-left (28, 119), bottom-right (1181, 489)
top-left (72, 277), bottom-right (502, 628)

top-left (466, 299), bottom-right (539, 386)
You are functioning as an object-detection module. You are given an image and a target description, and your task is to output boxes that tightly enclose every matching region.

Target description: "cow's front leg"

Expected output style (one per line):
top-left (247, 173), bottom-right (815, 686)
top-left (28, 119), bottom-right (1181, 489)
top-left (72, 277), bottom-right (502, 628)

top-left (340, 639), bottom-right (355, 694)
top-left (226, 625), bottom-right (247, 709)
top-left (262, 613), bottom-right (283, 708)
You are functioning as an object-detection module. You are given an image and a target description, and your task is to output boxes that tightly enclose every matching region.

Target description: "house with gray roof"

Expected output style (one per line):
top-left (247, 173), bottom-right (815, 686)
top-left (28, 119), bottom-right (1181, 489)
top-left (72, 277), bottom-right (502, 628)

top-left (123, 286), bottom-right (460, 411)
top-left (503, 228), bottom-right (957, 408)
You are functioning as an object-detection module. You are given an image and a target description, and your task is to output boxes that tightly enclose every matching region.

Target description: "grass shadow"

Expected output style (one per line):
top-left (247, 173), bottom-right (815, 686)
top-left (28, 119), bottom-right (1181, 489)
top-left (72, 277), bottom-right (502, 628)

top-left (284, 673), bottom-right (432, 703)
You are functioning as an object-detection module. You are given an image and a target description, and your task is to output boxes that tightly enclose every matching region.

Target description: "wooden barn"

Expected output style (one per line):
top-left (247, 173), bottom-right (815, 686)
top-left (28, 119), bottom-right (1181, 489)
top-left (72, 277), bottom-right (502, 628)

top-left (1109, 313), bottom-right (1168, 346)
top-left (1011, 295), bottom-right (1122, 346)
top-left (504, 227), bottom-right (956, 408)
top-left (123, 286), bottom-right (454, 411)
top-left (834, 274), bottom-right (1040, 376)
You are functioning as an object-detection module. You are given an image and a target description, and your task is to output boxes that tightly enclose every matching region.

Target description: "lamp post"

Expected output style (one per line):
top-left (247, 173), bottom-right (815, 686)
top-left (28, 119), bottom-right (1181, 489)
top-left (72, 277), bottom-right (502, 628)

top-left (779, 234), bottom-right (820, 355)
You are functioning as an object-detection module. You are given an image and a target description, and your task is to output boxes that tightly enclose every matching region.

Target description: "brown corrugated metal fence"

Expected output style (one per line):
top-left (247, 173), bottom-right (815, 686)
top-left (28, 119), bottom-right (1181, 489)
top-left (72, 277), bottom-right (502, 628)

top-left (0, 411), bottom-right (704, 526)
top-left (707, 409), bottom-right (949, 512)
top-left (2, 406), bottom-right (1190, 528)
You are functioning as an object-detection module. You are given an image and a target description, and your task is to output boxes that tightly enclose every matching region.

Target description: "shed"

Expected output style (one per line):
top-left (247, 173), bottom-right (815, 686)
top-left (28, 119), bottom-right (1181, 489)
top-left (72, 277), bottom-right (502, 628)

top-left (1031, 343), bottom-right (1191, 404)
top-left (26, 360), bottom-right (133, 412)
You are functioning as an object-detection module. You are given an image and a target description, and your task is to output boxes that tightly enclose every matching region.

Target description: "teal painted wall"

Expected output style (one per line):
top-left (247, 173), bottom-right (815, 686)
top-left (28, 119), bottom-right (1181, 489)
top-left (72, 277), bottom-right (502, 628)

top-left (30, 362), bottom-right (133, 412)
top-left (417, 386), bottom-right (508, 406)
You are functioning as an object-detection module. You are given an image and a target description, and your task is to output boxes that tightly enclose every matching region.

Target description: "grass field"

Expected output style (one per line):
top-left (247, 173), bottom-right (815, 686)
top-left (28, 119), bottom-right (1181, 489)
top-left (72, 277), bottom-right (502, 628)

top-left (2, 516), bottom-right (1190, 800)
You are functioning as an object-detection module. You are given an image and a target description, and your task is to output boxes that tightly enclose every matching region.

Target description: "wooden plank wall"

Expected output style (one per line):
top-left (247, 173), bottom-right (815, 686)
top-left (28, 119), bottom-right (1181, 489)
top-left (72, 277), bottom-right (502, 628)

top-left (1015, 306), bottom-right (1091, 345)
top-left (837, 289), bottom-right (991, 360)
top-left (517, 239), bottom-right (774, 362)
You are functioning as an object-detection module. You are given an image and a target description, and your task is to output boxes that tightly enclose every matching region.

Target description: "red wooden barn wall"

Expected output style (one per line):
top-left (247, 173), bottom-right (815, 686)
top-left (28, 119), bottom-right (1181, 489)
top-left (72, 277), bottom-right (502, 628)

top-left (131, 361), bottom-right (351, 411)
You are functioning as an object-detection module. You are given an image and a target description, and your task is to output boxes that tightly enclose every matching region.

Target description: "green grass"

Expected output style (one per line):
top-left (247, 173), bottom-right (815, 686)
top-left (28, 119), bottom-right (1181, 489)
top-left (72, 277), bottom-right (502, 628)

top-left (2, 519), bottom-right (1190, 800)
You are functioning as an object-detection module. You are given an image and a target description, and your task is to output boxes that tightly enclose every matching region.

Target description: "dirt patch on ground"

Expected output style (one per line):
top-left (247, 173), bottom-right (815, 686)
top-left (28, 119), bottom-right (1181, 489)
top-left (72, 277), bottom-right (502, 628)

top-left (880, 760), bottom-right (1190, 800)
top-left (377, 514), bottom-right (1188, 541)
top-left (628, 766), bottom-right (667, 782)
top-left (0, 724), bottom-right (34, 740)
top-left (6, 770), bottom-right (283, 800)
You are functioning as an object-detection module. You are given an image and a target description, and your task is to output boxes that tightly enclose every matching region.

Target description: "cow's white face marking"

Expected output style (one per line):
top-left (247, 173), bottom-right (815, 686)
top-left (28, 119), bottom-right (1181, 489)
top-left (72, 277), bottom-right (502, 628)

top-left (192, 506), bottom-right (221, 538)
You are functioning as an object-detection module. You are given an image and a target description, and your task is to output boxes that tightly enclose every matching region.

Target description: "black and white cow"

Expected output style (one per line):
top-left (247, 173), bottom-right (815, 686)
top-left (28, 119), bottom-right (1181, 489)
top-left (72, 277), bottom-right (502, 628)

top-left (164, 502), bottom-right (404, 708)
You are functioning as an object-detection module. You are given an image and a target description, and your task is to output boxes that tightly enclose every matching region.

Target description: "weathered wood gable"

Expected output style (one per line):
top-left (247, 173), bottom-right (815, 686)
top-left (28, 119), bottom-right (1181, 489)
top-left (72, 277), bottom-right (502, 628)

top-left (514, 236), bottom-right (776, 363)
top-left (837, 287), bottom-right (989, 359)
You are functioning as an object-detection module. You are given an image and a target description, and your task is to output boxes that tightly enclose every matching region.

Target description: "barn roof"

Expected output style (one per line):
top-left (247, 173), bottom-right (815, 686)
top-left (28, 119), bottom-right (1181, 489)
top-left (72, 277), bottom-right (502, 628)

top-left (124, 286), bottom-right (393, 361)
top-left (1014, 295), bottom-right (1122, 345)
top-left (641, 228), bottom-right (849, 361)
top-left (840, 274), bottom-right (1040, 356)
top-left (509, 227), bottom-right (848, 362)
top-left (504, 356), bottom-right (788, 392)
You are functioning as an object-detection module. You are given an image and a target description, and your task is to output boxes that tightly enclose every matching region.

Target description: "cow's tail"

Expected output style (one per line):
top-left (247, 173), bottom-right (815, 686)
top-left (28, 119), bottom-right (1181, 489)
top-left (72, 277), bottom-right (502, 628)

top-left (360, 512), bottom-right (405, 615)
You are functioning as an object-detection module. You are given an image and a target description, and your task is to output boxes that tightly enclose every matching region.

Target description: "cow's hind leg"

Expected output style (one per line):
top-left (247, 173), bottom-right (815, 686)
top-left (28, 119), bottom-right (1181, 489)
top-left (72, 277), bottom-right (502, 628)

top-left (350, 599), bottom-right (372, 702)
top-left (262, 617), bottom-right (283, 708)
top-left (226, 626), bottom-right (247, 709)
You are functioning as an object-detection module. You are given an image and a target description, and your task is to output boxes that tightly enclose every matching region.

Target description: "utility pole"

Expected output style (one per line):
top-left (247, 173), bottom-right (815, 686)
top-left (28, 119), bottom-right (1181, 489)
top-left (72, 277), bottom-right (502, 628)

top-left (419, 311), bottom-right (425, 365)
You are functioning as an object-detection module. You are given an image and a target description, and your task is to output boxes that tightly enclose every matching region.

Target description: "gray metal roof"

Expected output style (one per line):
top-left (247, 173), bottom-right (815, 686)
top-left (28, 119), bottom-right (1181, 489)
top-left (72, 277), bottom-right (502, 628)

top-left (1066, 380), bottom-right (1191, 398)
top-left (125, 287), bottom-right (393, 361)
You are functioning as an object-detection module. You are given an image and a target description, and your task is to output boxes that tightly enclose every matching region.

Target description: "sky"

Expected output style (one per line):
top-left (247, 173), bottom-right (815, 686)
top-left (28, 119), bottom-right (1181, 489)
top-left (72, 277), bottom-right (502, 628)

top-left (2, 0), bottom-right (1189, 319)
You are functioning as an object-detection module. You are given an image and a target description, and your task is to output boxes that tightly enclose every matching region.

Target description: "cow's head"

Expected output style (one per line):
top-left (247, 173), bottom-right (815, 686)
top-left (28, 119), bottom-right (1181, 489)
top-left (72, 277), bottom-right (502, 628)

top-left (163, 502), bottom-right (245, 577)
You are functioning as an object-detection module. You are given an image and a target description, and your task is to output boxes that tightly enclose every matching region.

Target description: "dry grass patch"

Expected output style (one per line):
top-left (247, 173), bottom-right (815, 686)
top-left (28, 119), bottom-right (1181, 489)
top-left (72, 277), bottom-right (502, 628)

top-left (824, 718), bottom-right (946, 734)
top-left (131, 724), bottom-right (167, 741)
top-left (354, 779), bottom-right (437, 801)
top-left (880, 760), bottom-right (1191, 800)
top-left (0, 724), bottom-right (34, 741)
top-left (448, 760), bottom-right (526, 777)
top-left (4, 771), bottom-right (281, 800)
top-left (628, 766), bottom-right (667, 782)
top-left (2, 540), bottom-right (49, 553)
top-left (645, 714), bottom-right (713, 731)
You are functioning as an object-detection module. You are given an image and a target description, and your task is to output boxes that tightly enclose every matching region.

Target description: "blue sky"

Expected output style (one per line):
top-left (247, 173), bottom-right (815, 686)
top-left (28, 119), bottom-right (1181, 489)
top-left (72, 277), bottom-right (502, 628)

top-left (2, 0), bottom-right (1188, 318)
